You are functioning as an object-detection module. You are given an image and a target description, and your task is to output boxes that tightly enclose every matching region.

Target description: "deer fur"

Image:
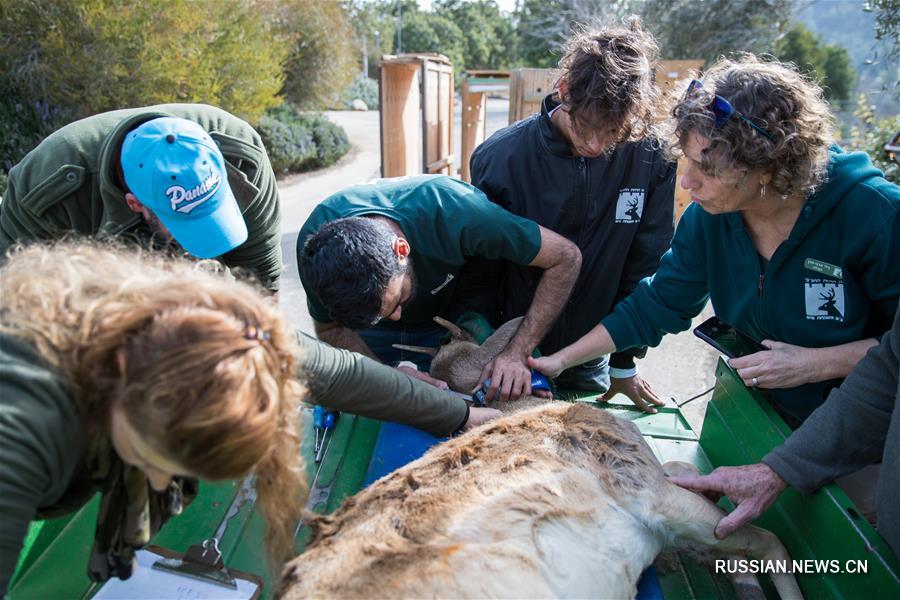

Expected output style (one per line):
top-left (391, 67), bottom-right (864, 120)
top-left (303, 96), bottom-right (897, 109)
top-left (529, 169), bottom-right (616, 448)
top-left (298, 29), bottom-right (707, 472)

top-left (395, 316), bottom-right (550, 411)
top-left (277, 317), bottom-right (802, 599)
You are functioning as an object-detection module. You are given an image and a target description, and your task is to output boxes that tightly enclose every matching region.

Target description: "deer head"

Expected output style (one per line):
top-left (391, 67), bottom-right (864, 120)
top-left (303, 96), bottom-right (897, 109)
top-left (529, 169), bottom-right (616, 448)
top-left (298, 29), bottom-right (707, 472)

top-left (394, 316), bottom-right (524, 393)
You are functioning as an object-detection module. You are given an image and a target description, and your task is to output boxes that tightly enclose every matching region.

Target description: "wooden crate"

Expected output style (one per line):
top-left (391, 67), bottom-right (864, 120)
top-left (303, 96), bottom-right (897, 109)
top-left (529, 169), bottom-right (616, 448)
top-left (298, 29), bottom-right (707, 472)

top-left (379, 53), bottom-right (454, 178)
top-left (508, 68), bottom-right (559, 124)
top-left (460, 70), bottom-right (510, 182)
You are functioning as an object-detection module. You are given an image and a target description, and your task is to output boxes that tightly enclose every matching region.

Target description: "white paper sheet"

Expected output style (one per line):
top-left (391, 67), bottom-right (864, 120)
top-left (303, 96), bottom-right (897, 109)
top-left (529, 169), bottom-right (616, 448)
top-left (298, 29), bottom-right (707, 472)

top-left (91, 549), bottom-right (258, 600)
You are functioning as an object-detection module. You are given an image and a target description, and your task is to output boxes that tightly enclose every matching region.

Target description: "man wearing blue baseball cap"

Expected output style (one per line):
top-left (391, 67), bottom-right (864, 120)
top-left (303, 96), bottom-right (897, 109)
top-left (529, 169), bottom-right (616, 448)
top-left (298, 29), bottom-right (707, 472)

top-left (0, 104), bottom-right (282, 290)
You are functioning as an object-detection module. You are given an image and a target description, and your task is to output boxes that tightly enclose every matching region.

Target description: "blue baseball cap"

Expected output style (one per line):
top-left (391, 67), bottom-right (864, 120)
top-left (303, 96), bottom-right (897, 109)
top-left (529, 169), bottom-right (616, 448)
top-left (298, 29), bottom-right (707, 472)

top-left (120, 117), bottom-right (248, 259)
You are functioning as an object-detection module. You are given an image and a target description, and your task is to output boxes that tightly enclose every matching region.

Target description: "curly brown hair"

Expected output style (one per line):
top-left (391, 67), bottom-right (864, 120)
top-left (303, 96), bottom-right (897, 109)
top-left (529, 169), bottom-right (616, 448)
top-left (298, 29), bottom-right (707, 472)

top-left (555, 16), bottom-right (662, 144)
top-left (0, 241), bottom-right (306, 569)
top-left (669, 54), bottom-right (835, 198)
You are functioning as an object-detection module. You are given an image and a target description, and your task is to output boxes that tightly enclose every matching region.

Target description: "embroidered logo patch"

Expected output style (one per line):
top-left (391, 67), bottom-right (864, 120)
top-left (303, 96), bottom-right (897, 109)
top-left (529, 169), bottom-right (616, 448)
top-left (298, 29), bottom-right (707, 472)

top-left (430, 273), bottom-right (455, 295)
top-left (804, 278), bottom-right (844, 321)
top-left (166, 172), bottom-right (221, 214)
top-left (615, 189), bottom-right (645, 223)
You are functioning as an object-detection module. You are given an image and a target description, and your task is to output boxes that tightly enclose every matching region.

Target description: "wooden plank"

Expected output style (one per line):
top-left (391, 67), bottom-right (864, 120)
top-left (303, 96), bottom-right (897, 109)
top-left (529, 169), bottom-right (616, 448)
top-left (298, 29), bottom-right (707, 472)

top-left (379, 60), bottom-right (421, 177)
top-left (439, 67), bottom-right (454, 176)
top-left (655, 59), bottom-right (705, 223)
top-left (508, 68), bottom-right (558, 124)
top-left (460, 76), bottom-right (487, 182)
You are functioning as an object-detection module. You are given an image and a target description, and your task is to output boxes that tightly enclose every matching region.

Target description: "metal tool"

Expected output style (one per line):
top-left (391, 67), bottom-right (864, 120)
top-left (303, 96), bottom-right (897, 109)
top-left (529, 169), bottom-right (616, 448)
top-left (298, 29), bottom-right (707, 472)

top-left (294, 413), bottom-right (355, 538)
top-left (152, 475), bottom-right (256, 589)
top-left (313, 405), bottom-right (325, 453)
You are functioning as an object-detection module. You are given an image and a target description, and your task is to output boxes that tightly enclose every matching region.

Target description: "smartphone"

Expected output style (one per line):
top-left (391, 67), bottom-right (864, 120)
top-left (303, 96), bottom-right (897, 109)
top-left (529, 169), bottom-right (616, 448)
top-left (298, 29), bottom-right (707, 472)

top-left (693, 316), bottom-right (766, 358)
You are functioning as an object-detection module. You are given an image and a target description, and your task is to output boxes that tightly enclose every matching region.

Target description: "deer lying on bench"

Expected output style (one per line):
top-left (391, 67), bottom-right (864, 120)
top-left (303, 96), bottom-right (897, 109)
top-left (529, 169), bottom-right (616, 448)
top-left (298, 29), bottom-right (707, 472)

top-left (276, 317), bottom-right (802, 599)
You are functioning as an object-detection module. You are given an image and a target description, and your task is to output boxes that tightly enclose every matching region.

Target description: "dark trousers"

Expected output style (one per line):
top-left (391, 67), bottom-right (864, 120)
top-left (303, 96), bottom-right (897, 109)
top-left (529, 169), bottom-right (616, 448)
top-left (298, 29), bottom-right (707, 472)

top-left (554, 355), bottom-right (611, 393)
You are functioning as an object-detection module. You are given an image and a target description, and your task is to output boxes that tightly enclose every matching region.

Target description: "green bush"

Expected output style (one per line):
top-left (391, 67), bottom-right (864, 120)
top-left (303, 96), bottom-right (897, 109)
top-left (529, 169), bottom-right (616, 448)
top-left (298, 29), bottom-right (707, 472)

top-left (1, 0), bottom-right (290, 125)
top-left (341, 74), bottom-right (380, 110)
top-left (0, 88), bottom-right (75, 175)
top-left (848, 94), bottom-right (900, 184)
top-left (274, 0), bottom-right (359, 110)
top-left (258, 105), bottom-right (350, 175)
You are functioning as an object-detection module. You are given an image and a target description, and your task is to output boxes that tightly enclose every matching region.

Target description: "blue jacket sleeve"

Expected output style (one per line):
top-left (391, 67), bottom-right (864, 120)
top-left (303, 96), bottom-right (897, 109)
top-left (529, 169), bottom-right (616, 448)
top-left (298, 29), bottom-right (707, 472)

top-left (602, 203), bottom-right (711, 351)
top-left (610, 156), bottom-right (676, 368)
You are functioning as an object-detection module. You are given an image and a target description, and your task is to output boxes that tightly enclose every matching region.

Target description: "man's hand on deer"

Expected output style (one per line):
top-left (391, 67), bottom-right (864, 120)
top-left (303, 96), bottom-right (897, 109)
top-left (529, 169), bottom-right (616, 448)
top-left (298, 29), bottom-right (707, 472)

top-left (668, 464), bottom-right (788, 539)
top-left (477, 348), bottom-right (532, 402)
top-left (600, 374), bottom-right (665, 414)
top-left (396, 365), bottom-right (449, 390)
top-left (463, 407), bottom-right (503, 430)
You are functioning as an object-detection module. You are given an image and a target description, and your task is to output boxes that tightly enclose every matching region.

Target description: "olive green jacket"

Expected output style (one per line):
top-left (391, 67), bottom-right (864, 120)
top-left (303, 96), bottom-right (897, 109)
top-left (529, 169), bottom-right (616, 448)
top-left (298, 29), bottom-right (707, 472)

top-left (0, 104), bottom-right (283, 291)
top-left (0, 332), bottom-right (465, 592)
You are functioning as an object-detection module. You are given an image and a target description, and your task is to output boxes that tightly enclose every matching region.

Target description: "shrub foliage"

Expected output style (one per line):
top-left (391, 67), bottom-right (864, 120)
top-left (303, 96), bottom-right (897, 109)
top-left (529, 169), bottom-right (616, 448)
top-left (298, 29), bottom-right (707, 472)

top-left (258, 105), bottom-right (350, 175)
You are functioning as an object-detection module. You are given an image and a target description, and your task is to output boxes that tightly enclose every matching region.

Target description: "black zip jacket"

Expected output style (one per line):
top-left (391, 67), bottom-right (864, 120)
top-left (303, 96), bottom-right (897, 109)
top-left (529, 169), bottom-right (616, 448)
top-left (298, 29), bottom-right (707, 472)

top-left (460, 94), bottom-right (676, 368)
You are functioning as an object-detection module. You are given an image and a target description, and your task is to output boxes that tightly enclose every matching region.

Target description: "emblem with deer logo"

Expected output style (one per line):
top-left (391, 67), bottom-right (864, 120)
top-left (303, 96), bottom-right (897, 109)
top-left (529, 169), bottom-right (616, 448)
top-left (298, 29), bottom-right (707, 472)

top-left (805, 278), bottom-right (845, 321)
top-left (615, 189), bottom-right (645, 224)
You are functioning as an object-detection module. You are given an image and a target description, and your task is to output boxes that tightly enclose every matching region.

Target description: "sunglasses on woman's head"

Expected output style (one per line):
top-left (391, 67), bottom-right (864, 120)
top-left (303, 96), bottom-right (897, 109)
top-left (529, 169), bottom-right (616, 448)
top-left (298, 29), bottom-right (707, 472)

top-left (685, 79), bottom-right (776, 143)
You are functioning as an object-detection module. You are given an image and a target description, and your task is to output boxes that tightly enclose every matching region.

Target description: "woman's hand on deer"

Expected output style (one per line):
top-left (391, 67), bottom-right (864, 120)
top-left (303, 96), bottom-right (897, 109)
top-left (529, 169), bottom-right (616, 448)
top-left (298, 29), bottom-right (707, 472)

top-left (526, 354), bottom-right (566, 379)
top-left (464, 407), bottom-right (503, 430)
top-left (728, 340), bottom-right (815, 390)
top-left (600, 374), bottom-right (665, 414)
top-left (396, 365), bottom-right (449, 390)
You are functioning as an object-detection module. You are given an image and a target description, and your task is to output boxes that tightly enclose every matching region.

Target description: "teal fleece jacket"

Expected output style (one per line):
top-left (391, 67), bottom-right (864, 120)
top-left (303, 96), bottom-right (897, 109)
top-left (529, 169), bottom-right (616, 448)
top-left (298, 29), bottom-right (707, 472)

top-left (603, 147), bottom-right (900, 424)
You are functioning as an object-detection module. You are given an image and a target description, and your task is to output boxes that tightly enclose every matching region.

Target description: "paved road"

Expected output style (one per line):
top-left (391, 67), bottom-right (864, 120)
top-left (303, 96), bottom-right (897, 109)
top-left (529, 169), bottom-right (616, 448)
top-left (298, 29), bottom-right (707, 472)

top-left (278, 105), bottom-right (718, 430)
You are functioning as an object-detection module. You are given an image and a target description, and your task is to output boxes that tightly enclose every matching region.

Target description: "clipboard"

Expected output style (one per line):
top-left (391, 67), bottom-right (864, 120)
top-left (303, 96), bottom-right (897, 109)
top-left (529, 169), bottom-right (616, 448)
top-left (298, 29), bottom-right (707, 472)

top-left (91, 545), bottom-right (262, 599)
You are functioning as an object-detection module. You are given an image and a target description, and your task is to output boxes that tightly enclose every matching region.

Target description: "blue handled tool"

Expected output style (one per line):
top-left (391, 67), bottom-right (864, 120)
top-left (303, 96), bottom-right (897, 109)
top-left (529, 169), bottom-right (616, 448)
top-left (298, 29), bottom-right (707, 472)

top-left (313, 405), bottom-right (325, 454)
top-left (315, 408), bottom-right (338, 463)
top-left (472, 371), bottom-right (552, 405)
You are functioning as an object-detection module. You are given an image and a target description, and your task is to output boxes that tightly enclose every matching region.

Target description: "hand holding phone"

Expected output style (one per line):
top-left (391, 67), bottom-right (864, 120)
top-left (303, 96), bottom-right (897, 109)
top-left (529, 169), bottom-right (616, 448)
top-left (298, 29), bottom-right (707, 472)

top-left (693, 316), bottom-right (766, 359)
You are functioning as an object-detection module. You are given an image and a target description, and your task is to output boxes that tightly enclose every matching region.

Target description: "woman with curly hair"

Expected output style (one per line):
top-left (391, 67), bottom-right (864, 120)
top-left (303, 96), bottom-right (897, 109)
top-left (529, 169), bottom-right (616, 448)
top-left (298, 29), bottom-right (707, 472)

top-left (531, 55), bottom-right (899, 427)
top-left (0, 242), bottom-right (306, 592)
top-left (464, 17), bottom-right (676, 407)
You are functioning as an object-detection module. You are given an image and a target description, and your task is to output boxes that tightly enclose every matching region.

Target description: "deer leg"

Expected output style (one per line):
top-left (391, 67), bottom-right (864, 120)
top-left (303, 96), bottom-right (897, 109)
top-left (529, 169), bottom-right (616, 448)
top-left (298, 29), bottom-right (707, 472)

top-left (655, 480), bottom-right (802, 600)
top-left (391, 343), bottom-right (438, 357)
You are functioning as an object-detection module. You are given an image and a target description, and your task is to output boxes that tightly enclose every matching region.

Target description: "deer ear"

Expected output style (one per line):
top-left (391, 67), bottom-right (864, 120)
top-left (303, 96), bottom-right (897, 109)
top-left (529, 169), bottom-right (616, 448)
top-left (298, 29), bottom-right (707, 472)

top-left (480, 317), bottom-right (525, 358)
top-left (433, 316), bottom-right (464, 339)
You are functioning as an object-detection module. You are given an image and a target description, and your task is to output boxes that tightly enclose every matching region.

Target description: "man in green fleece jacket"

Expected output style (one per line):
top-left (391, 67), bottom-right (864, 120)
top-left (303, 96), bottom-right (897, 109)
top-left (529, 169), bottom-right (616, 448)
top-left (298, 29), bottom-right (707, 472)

top-left (670, 304), bottom-right (899, 561)
top-left (0, 104), bottom-right (283, 291)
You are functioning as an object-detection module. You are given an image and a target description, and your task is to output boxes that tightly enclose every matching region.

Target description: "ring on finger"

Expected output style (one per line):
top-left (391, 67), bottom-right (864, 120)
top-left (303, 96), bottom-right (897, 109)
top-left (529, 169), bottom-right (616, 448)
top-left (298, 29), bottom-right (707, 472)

top-left (751, 376), bottom-right (759, 387)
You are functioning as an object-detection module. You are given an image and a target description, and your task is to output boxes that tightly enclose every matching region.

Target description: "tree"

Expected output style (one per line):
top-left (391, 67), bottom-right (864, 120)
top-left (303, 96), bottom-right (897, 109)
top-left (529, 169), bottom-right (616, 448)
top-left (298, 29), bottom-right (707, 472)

top-left (271, 0), bottom-right (358, 110)
top-left (399, 11), bottom-right (466, 72)
top-left (0, 0), bottom-right (288, 122)
top-left (345, 0), bottom-right (398, 79)
top-left (865, 0), bottom-right (900, 62)
top-left (433, 0), bottom-right (516, 70)
top-left (641, 0), bottom-right (796, 63)
top-left (514, 0), bottom-right (635, 68)
top-left (863, 0), bottom-right (900, 98)
top-left (775, 23), bottom-right (856, 109)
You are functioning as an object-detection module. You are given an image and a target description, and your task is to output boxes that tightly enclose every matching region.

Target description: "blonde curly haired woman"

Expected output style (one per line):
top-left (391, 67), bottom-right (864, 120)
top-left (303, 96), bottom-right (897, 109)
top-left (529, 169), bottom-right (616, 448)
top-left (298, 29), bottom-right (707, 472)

top-left (0, 242), bottom-right (305, 591)
top-left (531, 55), bottom-right (899, 426)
